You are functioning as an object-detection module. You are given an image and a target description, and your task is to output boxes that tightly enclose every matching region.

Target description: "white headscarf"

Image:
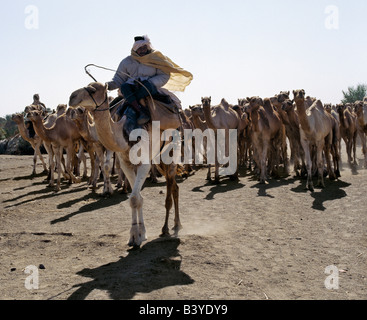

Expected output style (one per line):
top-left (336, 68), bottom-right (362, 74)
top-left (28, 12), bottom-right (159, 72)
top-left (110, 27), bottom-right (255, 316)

top-left (132, 35), bottom-right (153, 52)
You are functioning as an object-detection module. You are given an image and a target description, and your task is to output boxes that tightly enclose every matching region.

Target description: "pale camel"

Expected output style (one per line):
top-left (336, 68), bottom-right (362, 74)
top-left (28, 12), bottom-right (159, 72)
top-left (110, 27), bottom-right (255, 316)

top-left (336, 104), bottom-right (357, 167)
top-left (68, 82), bottom-right (182, 247)
top-left (354, 101), bottom-right (367, 168)
top-left (27, 110), bottom-right (82, 191)
top-left (201, 97), bottom-right (240, 183)
top-left (246, 97), bottom-right (284, 183)
top-left (12, 113), bottom-right (48, 175)
top-left (69, 106), bottom-right (117, 195)
top-left (293, 89), bottom-right (335, 191)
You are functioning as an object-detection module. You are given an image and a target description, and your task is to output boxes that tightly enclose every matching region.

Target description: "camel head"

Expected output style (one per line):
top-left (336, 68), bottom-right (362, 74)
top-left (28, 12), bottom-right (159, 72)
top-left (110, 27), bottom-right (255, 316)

top-left (189, 104), bottom-right (204, 117)
top-left (354, 101), bottom-right (364, 116)
top-left (238, 98), bottom-right (248, 107)
top-left (324, 103), bottom-right (332, 113)
top-left (26, 110), bottom-right (43, 123)
top-left (201, 96), bottom-right (211, 107)
top-left (12, 113), bottom-right (24, 124)
top-left (292, 89), bottom-right (306, 104)
top-left (69, 82), bottom-right (108, 111)
top-left (335, 103), bottom-right (345, 114)
top-left (281, 99), bottom-right (295, 112)
top-left (277, 91), bottom-right (290, 103)
top-left (246, 96), bottom-right (263, 112)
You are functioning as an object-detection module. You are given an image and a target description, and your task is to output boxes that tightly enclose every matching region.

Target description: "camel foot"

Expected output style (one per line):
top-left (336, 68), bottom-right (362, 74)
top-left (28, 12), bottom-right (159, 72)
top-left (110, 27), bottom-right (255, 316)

top-left (172, 224), bottom-right (183, 237)
top-left (335, 170), bottom-right (341, 178)
top-left (211, 178), bottom-right (220, 185)
top-left (128, 224), bottom-right (146, 247)
top-left (229, 174), bottom-right (239, 181)
top-left (160, 225), bottom-right (170, 237)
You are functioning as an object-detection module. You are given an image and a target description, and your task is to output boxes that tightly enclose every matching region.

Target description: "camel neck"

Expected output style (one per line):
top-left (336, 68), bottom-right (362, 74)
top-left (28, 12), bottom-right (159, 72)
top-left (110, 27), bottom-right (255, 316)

top-left (202, 104), bottom-right (216, 130)
top-left (92, 108), bottom-right (129, 152)
top-left (295, 100), bottom-right (311, 132)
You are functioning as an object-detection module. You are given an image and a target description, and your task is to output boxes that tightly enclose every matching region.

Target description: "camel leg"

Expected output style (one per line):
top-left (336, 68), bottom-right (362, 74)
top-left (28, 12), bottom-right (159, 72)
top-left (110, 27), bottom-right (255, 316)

top-left (77, 143), bottom-right (88, 179)
top-left (360, 131), bottom-right (367, 168)
top-left (324, 135), bottom-right (336, 181)
top-left (117, 152), bottom-right (150, 247)
top-left (259, 142), bottom-right (268, 184)
top-left (352, 132), bottom-right (357, 165)
top-left (128, 163), bottom-right (151, 247)
top-left (302, 140), bottom-right (314, 192)
top-left (102, 150), bottom-right (114, 195)
top-left (54, 145), bottom-right (63, 192)
top-left (31, 149), bottom-right (37, 176)
top-left (65, 147), bottom-right (82, 185)
top-left (316, 144), bottom-right (326, 188)
top-left (161, 164), bottom-right (182, 237)
top-left (36, 144), bottom-right (48, 173)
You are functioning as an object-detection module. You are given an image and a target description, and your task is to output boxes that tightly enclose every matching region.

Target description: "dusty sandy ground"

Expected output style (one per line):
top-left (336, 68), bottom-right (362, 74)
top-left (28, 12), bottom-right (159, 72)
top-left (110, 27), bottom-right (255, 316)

top-left (0, 148), bottom-right (366, 300)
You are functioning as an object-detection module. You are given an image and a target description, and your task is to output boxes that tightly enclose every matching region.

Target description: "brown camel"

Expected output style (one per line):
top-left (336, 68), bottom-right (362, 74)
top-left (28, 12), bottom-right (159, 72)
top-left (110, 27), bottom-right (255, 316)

top-left (354, 101), bottom-right (367, 168)
top-left (246, 97), bottom-right (284, 183)
top-left (231, 104), bottom-right (250, 168)
top-left (201, 97), bottom-right (240, 183)
top-left (68, 82), bottom-right (182, 247)
top-left (293, 90), bottom-right (335, 191)
top-left (336, 104), bottom-right (357, 167)
top-left (238, 98), bottom-right (253, 169)
top-left (12, 113), bottom-right (48, 175)
top-left (69, 106), bottom-right (117, 195)
top-left (27, 110), bottom-right (82, 191)
top-left (281, 100), bottom-right (306, 176)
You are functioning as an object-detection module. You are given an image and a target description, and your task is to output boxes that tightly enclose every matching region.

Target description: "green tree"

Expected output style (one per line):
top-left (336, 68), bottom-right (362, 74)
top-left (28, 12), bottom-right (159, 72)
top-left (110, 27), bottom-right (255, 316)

top-left (342, 84), bottom-right (367, 104)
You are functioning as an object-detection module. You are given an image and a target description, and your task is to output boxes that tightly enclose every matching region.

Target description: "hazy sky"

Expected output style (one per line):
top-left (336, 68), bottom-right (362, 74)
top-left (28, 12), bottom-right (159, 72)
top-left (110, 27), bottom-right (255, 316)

top-left (1, 0), bottom-right (366, 117)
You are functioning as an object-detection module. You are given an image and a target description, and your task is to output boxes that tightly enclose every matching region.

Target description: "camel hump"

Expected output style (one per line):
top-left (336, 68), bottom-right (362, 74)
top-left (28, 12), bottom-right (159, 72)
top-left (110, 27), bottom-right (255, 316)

top-left (258, 108), bottom-right (270, 128)
top-left (220, 98), bottom-right (230, 111)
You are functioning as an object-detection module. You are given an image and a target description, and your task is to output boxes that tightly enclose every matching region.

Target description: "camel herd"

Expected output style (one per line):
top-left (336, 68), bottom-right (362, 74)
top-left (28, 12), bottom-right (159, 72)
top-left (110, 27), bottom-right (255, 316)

top-left (12, 84), bottom-right (367, 247)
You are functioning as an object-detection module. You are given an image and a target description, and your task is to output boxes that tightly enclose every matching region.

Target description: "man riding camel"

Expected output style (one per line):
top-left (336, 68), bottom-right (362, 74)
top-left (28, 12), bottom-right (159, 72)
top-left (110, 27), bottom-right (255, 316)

top-left (106, 35), bottom-right (193, 135)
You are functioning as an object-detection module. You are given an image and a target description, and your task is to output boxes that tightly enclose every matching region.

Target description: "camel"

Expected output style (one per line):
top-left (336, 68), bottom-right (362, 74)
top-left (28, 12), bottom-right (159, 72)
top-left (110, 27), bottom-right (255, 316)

top-left (201, 97), bottom-right (240, 183)
top-left (238, 99), bottom-right (253, 169)
top-left (336, 104), bottom-right (357, 167)
top-left (189, 104), bottom-right (213, 180)
top-left (293, 89), bottom-right (335, 191)
top-left (232, 104), bottom-right (251, 169)
top-left (281, 100), bottom-right (306, 176)
top-left (246, 97), bottom-right (284, 183)
top-left (69, 106), bottom-right (117, 195)
top-left (271, 93), bottom-right (300, 175)
top-left (27, 109), bottom-right (82, 191)
top-left (68, 82), bottom-right (182, 247)
top-left (11, 113), bottom-right (48, 175)
top-left (354, 101), bottom-right (367, 168)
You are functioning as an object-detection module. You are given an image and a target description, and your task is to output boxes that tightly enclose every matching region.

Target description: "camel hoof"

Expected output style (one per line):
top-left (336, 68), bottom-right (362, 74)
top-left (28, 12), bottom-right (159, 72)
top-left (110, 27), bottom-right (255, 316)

top-left (172, 224), bottom-right (183, 237)
top-left (229, 174), bottom-right (239, 181)
top-left (128, 237), bottom-right (141, 248)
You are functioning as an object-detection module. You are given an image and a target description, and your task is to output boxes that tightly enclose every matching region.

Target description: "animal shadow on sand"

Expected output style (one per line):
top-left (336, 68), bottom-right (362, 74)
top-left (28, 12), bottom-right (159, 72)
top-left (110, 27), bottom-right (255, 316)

top-left (50, 192), bottom-right (128, 224)
top-left (66, 237), bottom-right (194, 300)
top-left (291, 179), bottom-right (351, 211)
top-left (192, 177), bottom-right (246, 200)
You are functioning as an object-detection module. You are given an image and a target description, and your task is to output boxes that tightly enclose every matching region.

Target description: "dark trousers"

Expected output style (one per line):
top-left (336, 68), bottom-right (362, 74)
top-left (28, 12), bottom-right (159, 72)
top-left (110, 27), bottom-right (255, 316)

top-left (120, 80), bottom-right (158, 104)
